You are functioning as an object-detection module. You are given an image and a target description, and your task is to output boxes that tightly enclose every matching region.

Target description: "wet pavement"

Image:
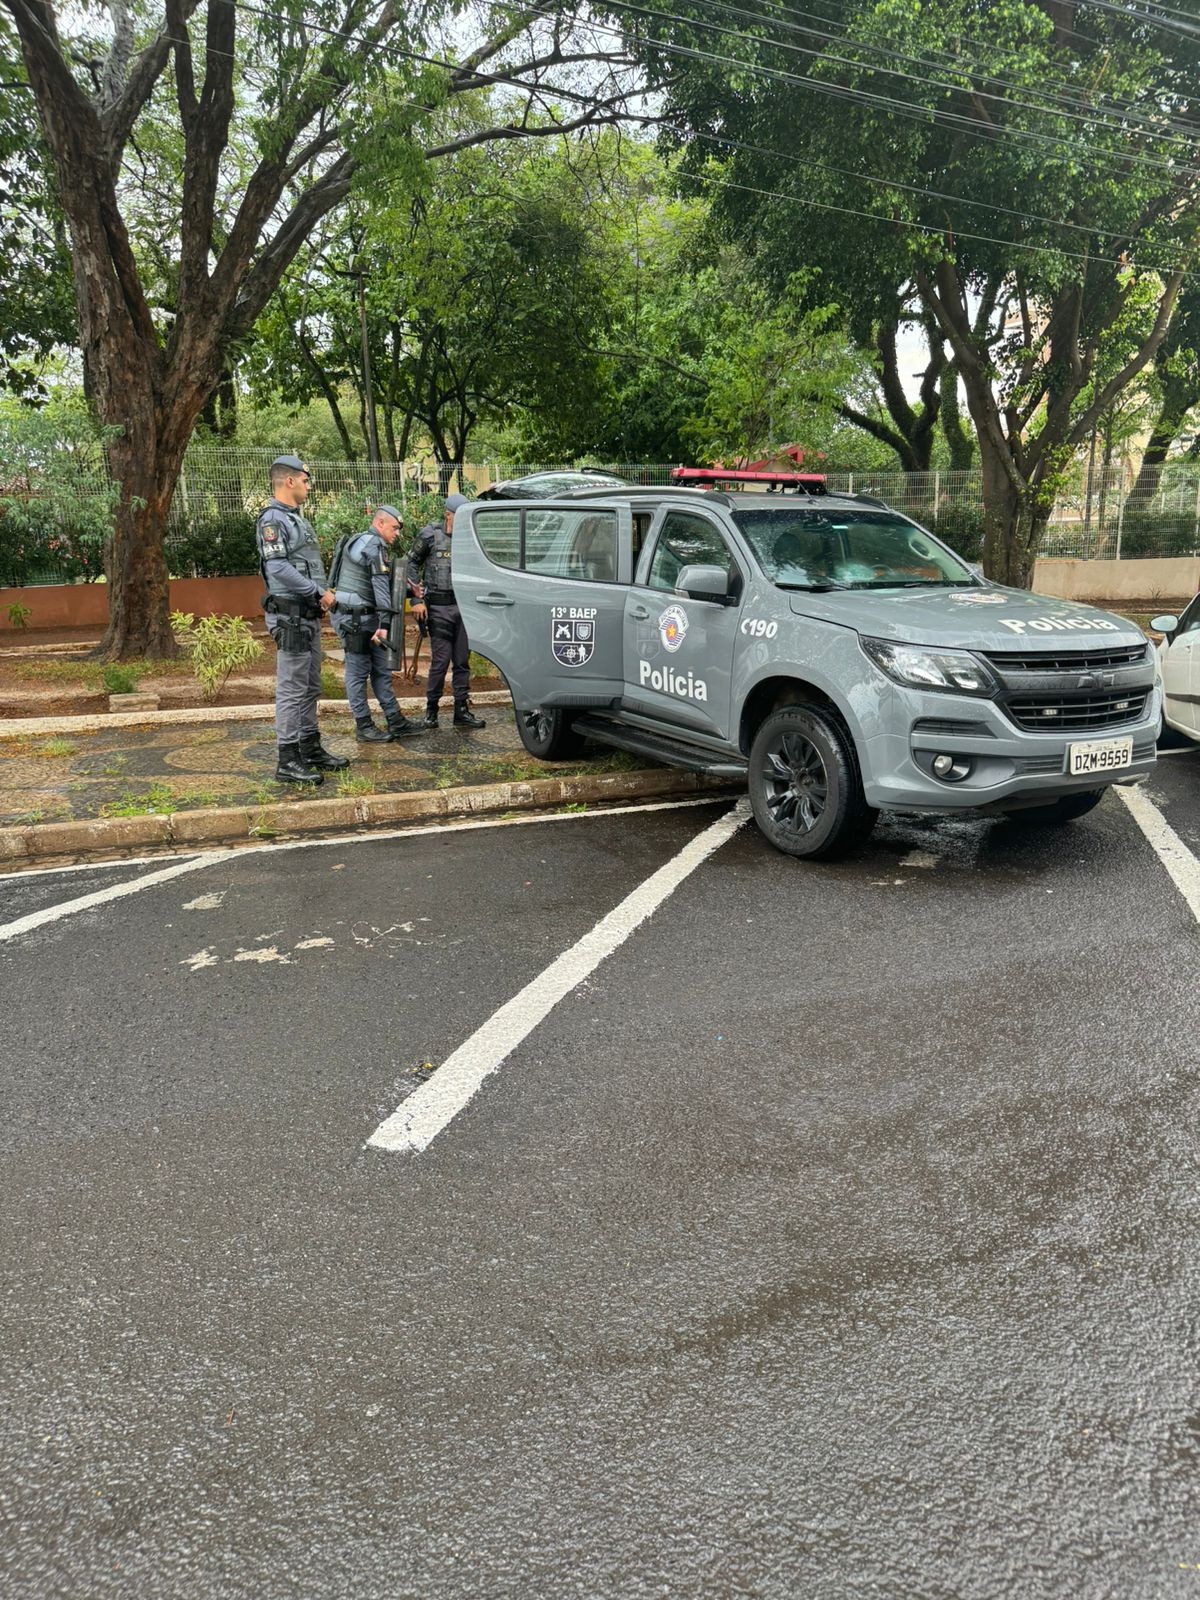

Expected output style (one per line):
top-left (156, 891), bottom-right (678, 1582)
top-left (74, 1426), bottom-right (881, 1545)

top-left (1, 773), bottom-right (1199, 1598)
top-left (0, 708), bottom-right (614, 825)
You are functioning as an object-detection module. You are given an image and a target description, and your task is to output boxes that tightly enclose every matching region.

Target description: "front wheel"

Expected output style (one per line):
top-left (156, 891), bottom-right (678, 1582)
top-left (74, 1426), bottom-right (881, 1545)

top-left (1011, 788), bottom-right (1106, 824)
top-left (748, 705), bottom-right (877, 859)
top-left (515, 706), bottom-right (589, 760)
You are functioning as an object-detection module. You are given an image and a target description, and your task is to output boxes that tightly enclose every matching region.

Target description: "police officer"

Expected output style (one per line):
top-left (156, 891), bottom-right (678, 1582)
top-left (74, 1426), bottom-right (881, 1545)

top-left (330, 504), bottom-right (423, 742)
top-left (256, 455), bottom-right (350, 784)
top-left (407, 492), bottom-right (486, 730)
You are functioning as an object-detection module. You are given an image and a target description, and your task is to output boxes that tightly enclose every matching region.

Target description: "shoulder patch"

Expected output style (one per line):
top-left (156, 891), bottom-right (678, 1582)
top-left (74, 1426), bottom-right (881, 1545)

top-left (262, 523), bottom-right (280, 542)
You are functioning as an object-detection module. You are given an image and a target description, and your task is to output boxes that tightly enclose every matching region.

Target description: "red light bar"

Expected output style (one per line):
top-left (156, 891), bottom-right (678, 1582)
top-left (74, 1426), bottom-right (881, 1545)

top-left (671, 466), bottom-right (828, 491)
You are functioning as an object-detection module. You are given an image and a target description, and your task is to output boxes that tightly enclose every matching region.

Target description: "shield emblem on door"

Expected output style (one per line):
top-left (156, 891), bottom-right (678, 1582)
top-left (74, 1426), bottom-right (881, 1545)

top-left (552, 617), bottom-right (595, 667)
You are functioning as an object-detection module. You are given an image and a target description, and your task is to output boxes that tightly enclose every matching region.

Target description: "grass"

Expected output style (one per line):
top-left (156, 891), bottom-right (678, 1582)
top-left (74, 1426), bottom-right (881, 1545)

top-left (97, 781), bottom-right (218, 818)
top-left (335, 770), bottom-right (377, 797)
top-left (36, 737), bottom-right (77, 759)
top-left (12, 656), bottom-right (197, 687)
top-left (320, 666), bottom-right (347, 699)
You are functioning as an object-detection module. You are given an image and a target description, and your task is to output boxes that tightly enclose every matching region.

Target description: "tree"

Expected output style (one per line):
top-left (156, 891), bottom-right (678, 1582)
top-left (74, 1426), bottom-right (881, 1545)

top-left (622, 0), bottom-right (1200, 583)
top-left (250, 130), bottom-right (619, 478)
top-left (1, 0), bottom-right (641, 655)
top-left (1129, 277), bottom-right (1200, 501)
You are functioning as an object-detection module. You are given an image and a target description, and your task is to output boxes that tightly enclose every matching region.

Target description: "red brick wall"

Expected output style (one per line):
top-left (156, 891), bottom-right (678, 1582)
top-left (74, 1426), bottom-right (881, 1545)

top-left (0, 575), bottom-right (264, 633)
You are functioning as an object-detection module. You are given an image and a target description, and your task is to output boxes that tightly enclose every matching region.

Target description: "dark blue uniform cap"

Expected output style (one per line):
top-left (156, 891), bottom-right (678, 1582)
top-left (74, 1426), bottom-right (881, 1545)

top-left (374, 504), bottom-right (402, 521)
top-left (271, 454), bottom-right (308, 475)
top-left (444, 493), bottom-right (469, 513)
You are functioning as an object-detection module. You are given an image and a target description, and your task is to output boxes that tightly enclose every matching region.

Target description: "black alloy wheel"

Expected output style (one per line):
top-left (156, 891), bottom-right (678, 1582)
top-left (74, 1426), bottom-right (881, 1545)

top-left (516, 706), bottom-right (588, 760)
top-left (748, 704), bottom-right (877, 859)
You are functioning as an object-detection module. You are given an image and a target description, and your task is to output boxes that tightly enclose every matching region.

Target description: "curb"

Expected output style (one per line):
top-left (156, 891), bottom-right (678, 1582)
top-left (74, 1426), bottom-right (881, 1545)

top-left (0, 767), bottom-right (736, 867)
top-left (0, 689), bottom-right (513, 739)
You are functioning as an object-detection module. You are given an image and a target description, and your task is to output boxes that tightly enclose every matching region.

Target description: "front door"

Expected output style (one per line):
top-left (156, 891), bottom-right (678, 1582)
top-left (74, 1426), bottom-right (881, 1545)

top-left (1161, 596), bottom-right (1200, 737)
top-left (458, 501), bottom-right (631, 709)
top-left (622, 508), bottom-right (745, 740)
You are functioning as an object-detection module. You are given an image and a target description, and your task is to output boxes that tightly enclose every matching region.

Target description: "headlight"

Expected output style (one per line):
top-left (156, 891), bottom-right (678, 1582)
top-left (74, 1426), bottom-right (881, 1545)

top-left (861, 637), bottom-right (999, 696)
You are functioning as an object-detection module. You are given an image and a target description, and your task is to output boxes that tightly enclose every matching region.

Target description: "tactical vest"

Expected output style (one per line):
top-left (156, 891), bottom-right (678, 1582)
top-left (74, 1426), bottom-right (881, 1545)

top-left (257, 501), bottom-right (326, 599)
top-left (334, 531), bottom-right (389, 608)
top-left (423, 528), bottom-right (454, 596)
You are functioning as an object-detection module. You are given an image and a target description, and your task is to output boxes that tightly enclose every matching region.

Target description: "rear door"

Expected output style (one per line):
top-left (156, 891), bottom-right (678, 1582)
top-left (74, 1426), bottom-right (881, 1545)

top-left (622, 508), bottom-right (746, 740)
top-left (455, 500), bottom-right (632, 709)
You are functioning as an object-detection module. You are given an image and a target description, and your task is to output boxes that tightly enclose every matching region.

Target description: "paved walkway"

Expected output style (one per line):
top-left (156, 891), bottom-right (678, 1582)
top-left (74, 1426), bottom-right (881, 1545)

top-left (0, 707), bottom-right (605, 826)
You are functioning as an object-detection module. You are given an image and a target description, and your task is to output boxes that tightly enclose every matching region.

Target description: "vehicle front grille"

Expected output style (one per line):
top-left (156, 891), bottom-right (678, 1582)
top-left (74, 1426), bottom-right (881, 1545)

top-left (1005, 692), bottom-right (1149, 732)
top-left (910, 717), bottom-right (994, 738)
top-left (982, 644), bottom-right (1149, 672)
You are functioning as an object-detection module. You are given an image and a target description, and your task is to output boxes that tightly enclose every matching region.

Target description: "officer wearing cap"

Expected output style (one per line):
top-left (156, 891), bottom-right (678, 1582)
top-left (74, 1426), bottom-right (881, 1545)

top-left (257, 455), bottom-right (349, 784)
top-left (407, 492), bottom-right (486, 730)
top-left (329, 504), bottom-right (423, 742)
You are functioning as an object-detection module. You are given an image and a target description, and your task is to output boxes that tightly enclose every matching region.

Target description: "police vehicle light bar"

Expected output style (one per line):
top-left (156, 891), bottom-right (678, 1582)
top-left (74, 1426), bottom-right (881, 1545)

top-left (671, 467), bottom-right (828, 494)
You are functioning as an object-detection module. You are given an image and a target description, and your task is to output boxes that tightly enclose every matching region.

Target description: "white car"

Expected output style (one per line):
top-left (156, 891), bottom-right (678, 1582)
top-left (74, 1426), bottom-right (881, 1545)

top-left (1153, 602), bottom-right (1200, 741)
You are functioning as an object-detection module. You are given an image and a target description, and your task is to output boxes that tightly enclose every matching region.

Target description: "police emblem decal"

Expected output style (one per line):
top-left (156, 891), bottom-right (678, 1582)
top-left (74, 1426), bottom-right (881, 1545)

top-left (551, 611), bottom-right (596, 667)
top-left (658, 604), bottom-right (688, 652)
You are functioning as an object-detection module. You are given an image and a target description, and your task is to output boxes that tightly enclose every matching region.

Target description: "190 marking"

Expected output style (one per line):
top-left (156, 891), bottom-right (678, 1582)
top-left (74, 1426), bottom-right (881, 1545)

top-left (741, 617), bottom-right (778, 638)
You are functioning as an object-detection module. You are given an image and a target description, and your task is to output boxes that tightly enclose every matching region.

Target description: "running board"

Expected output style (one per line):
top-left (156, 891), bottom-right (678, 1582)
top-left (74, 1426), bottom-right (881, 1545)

top-left (573, 715), bottom-right (748, 778)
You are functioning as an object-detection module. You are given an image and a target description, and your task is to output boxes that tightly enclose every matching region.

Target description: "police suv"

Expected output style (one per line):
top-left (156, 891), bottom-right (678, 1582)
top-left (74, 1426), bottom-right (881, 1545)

top-left (452, 483), bottom-right (1159, 858)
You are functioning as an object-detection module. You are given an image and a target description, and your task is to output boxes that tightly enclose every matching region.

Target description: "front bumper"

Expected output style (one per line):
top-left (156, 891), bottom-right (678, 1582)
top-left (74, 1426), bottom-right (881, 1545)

top-left (859, 683), bottom-right (1160, 812)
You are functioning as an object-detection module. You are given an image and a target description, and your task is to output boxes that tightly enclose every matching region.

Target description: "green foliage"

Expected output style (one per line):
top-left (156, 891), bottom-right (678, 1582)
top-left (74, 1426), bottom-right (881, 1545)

top-left (101, 784), bottom-right (177, 818)
top-left (319, 666), bottom-right (347, 699)
top-left (168, 512), bottom-right (258, 578)
top-left (6, 601), bottom-right (30, 630)
top-left (102, 664), bottom-right (143, 695)
top-left (335, 770), bottom-right (376, 797)
top-left (0, 397), bottom-right (117, 584)
top-left (170, 611), bottom-right (264, 702)
top-left (1112, 511), bottom-right (1198, 560)
top-left (930, 503), bottom-right (985, 564)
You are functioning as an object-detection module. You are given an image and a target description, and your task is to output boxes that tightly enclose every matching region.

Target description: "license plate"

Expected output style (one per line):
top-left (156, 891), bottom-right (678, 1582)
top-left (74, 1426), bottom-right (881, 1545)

top-left (1068, 737), bottom-right (1133, 775)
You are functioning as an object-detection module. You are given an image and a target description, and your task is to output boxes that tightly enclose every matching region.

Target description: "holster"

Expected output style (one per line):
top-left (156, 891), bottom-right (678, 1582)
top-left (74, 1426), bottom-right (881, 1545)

top-left (266, 595), bottom-right (321, 622)
top-left (342, 627), bottom-right (372, 656)
top-left (274, 616), bottom-right (311, 655)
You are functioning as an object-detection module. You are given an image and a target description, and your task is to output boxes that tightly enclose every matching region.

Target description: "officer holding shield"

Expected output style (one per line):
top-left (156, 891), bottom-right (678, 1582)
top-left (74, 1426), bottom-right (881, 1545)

top-left (330, 504), bottom-right (423, 742)
top-left (256, 455), bottom-right (350, 785)
top-left (407, 492), bottom-right (486, 730)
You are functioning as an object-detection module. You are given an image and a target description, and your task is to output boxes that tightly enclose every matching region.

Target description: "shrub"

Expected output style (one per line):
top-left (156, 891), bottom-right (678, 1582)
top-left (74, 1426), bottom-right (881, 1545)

top-left (167, 511), bottom-right (258, 577)
top-left (320, 665), bottom-right (347, 699)
top-left (102, 663), bottom-right (143, 694)
top-left (1111, 510), bottom-right (1198, 560)
top-left (170, 611), bottom-right (264, 702)
top-left (6, 601), bottom-right (31, 630)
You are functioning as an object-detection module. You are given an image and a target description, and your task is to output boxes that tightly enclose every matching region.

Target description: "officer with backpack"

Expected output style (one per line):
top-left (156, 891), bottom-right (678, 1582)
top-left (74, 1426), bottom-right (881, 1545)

top-left (329, 504), bottom-right (423, 742)
top-left (256, 455), bottom-right (350, 785)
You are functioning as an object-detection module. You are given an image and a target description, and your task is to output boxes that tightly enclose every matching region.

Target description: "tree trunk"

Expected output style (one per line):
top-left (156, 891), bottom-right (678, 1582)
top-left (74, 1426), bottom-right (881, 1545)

top-left (978, 438), bottom-right (1045, 588)
top-left (940, 364), bottom-right (974, 470)
top-left (98, 416), bottom-right (187, 658)
top-left (1131, 399), bottom-right (1187, 502)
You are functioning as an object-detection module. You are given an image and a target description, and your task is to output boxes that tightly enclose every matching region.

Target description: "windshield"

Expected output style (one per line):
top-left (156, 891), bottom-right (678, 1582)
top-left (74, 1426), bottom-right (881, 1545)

top-left (731, 507), bottom-right (975, 590)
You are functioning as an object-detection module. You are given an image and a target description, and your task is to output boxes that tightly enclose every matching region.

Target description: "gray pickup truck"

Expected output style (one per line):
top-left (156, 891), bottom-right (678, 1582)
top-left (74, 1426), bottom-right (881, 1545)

top-left (453, 486), bottom-right (1158, 857)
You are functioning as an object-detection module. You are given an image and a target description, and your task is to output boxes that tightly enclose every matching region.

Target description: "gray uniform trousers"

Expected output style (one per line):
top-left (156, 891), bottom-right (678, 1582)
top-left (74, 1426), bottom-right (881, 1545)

top-left (334, 615), bottom-right (401, 723)
top-left (426, 603), bottom-right (471, 706)
top-left (269, 618), bottom-right (322, 744)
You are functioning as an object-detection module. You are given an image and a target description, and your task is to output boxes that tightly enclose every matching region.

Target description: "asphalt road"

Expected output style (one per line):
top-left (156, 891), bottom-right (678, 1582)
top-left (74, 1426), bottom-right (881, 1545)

top-left (2, 767), bottom-right (1200, 1599)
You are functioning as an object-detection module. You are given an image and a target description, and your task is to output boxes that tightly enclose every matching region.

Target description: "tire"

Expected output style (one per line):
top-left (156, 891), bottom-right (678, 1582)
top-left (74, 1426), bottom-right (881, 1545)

top-left (1011, 788), bottom-right (1106, 825)
top-left (515, 706), bottom-right (589, 760)
top-left (748, 704), bottom-right (877, 860)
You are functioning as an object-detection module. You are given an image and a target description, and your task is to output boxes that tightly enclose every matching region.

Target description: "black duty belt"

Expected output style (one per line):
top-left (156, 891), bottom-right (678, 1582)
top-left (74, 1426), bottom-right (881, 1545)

top-left (265, 595), bottom-right (321, 620)
top-left (423, 590), bottom-right (456, 606)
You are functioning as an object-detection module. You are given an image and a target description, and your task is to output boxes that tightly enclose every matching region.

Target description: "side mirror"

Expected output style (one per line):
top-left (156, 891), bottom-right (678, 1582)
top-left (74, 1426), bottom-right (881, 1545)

top-left (1151, 614), bottom-right (1179, 636)
top-left (676, 563), bottom-right (730, 602)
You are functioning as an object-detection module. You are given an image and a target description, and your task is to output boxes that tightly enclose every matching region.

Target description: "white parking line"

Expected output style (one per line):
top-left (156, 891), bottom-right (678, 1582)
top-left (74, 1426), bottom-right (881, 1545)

top-left (367, 798), bottom-right (751, 1155)
top-left (0, 797), bottom-right (733, 941)
top-left (1116, 785), bottom-right (1200, 924)
top-left (0, 852), bottom-right (224, 944)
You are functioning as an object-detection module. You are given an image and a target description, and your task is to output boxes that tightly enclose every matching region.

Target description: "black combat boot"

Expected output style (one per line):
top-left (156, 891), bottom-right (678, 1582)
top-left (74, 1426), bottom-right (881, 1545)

top-left (299, 732), bottom-right (351, 770)
top-left (354, 717), bottom-right (393, 743)
top-left (422, 703), bottom-right (440, 730)
top-left (275, 742), bottom-right (323, 785)
top-left (386, 712), bottom-right (424, 739)
top-left (453, 700), bottom-right (487, 730)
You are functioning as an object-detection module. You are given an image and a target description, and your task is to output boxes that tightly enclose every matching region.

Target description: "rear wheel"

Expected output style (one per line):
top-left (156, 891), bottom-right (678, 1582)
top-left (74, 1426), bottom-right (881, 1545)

top-left (748, 705), bottom-right (877, 859)
top-left (515, 706), bottom-right (589, 760)
top-left (1011, 788), bottom-right (1106, 824)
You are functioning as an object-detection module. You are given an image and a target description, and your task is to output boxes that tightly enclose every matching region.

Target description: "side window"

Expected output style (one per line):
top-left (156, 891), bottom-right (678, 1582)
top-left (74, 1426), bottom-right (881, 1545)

top-left (524, 509), bottom-right (618, 582)
top-left (646, 513), bottom-right (742, 598)
top-left (1177, 596), bottom-right (1200, 636)
top-left (474, 509), bottom-right (520, 570)
top-left (632, 512), bottom-right (653, 568)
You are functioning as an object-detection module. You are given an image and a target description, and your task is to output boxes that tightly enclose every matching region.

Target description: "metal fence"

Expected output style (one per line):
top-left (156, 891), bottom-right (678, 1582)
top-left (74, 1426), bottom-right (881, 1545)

top-left (6, 448), bottom-right (1200, 587)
